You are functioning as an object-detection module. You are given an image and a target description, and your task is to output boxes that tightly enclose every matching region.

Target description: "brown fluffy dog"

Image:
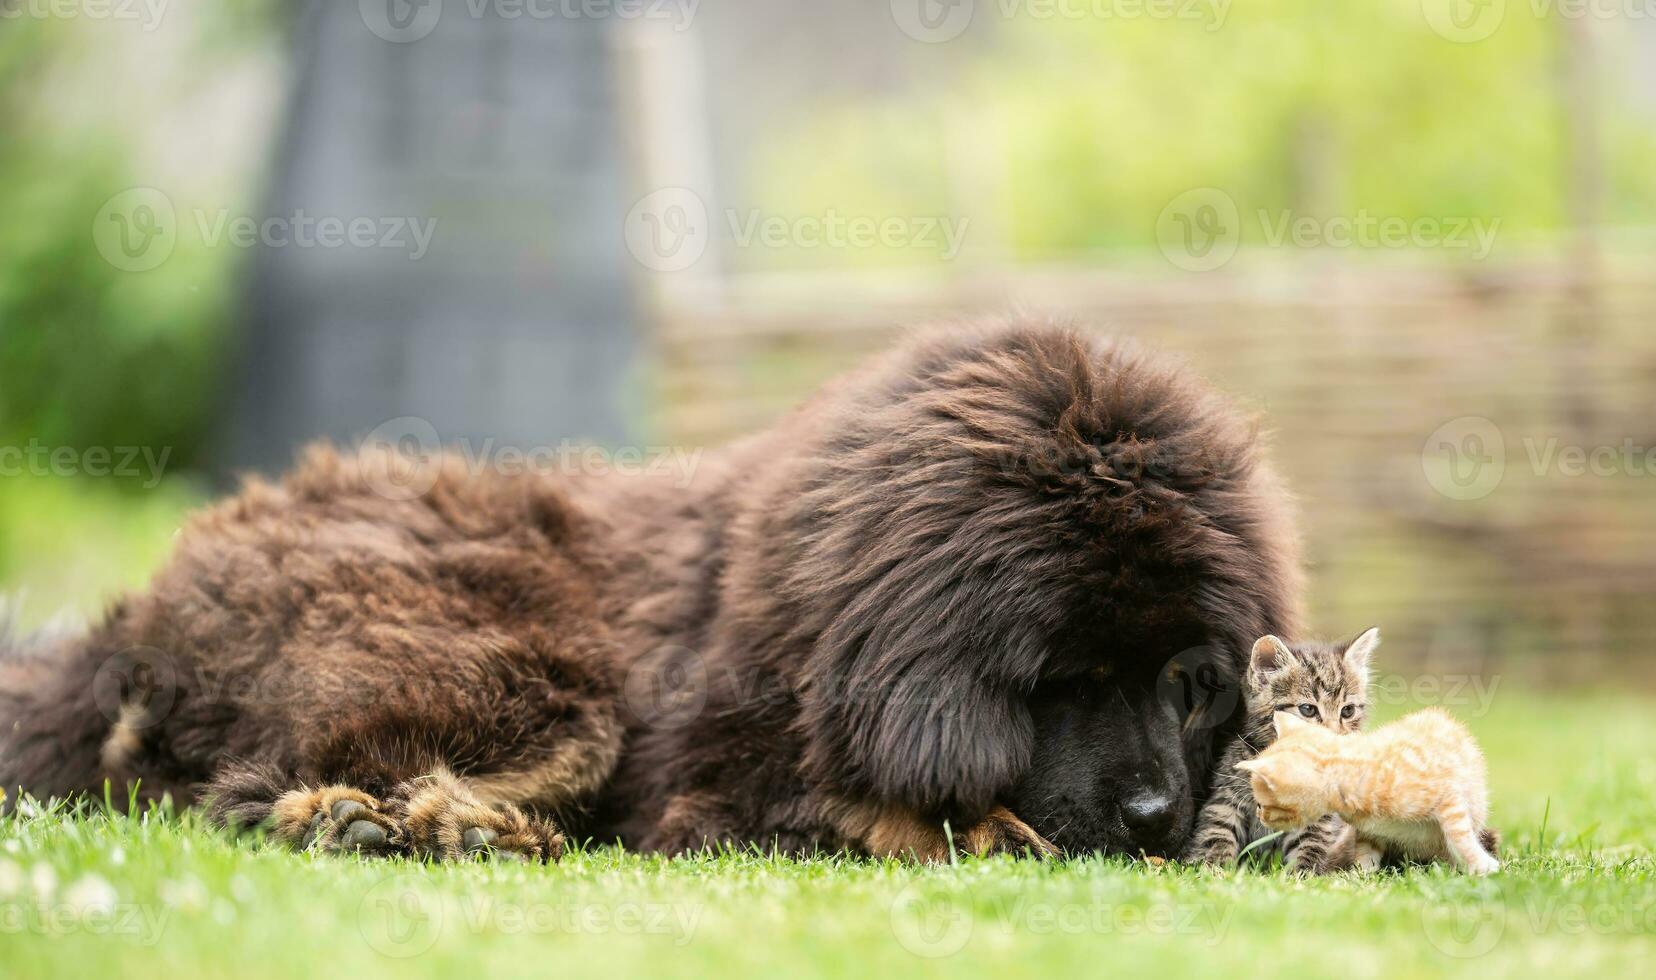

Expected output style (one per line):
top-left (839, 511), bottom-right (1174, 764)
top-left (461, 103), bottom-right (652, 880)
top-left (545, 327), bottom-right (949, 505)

top-left (0, 321), bottom-right (1301, 861)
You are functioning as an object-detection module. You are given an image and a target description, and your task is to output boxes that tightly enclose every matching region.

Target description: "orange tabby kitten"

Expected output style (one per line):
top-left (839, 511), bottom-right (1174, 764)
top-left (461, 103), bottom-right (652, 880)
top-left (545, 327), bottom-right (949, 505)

top-left (1237, 706), bottom-right (1500, 875)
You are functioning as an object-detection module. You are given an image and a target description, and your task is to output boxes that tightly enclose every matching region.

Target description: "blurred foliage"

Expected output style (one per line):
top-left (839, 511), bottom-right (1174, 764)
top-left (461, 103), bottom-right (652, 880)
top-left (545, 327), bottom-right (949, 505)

top-left (751, 2), bottom-right (1656, 266)
top-left (0, 474), bottom-right (200, 629)
top-left (0, 5), bottom-right (280, 476)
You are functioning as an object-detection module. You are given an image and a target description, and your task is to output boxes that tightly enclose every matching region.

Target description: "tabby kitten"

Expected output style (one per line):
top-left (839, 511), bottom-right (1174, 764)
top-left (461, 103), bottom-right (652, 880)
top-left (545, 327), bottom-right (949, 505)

top-left (1182, 628), bottom-right (1380, 872)
top-left (1238, 706), bottom-right (1500, 875)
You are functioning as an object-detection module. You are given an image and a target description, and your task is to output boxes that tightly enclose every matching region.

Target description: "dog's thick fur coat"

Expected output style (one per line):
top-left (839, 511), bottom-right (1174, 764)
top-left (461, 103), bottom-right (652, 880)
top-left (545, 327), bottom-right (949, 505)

top-left (0, 321), bottom-right (1302, 859)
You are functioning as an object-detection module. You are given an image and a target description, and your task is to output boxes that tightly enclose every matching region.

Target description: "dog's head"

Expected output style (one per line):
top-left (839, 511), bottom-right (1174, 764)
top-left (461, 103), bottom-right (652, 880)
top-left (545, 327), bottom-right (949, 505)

top-left (777, 323), bottom-right (1299, 858)
top-left (1007, 669), bottom-right (1196, 857)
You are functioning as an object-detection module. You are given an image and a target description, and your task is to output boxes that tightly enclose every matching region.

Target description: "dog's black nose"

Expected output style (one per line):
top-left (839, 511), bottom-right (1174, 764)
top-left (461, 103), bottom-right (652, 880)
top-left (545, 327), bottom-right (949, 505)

top-left (1121, 792), bottom-right (1175, 839)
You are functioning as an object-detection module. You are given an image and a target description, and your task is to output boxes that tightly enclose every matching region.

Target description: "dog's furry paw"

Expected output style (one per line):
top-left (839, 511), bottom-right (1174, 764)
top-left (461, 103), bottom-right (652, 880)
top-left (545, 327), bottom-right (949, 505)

top-left (272, 787), bottom-right (403, 855)
top-left (957, 806), bottom-right (1059, 858)
top-left (391, 770), bottom-right (565, 863)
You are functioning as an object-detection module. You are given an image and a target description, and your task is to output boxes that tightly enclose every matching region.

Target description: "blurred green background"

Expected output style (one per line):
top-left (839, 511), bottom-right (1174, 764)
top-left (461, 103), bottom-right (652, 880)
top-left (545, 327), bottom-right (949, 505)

top-left (2, 1), bottom-right (1654, 682)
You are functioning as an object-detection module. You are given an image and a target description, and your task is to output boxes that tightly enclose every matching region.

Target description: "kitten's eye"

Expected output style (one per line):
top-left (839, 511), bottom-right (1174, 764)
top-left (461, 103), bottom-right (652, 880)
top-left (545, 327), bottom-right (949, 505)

top-left (1297, 703), bottom-right (1319, 719)
top-left (1341, 704), bottom-right (1357, 719)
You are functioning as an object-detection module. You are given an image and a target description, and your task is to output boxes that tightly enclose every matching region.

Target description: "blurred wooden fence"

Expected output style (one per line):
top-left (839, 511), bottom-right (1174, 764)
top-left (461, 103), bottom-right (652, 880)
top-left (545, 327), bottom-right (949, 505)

top-left (642, 249), bottom-right (1656, 676)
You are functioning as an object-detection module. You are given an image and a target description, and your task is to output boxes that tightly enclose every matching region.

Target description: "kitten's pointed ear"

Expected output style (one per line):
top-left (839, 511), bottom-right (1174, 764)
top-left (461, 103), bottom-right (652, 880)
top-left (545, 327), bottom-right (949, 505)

top-left (1238, 757), bottom-right (1276, 791)
top-left (1272, 710), bottom-right (1310, 738)
top-left (1344, 627), bottom-right (1381, 673)
top-left (1250, 635), bottom-right (1295, 676)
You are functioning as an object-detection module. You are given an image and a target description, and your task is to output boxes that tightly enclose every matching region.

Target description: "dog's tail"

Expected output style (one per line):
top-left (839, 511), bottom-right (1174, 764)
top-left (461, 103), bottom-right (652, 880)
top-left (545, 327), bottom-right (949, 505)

top-left (0, 597), bottom-right (114, 806)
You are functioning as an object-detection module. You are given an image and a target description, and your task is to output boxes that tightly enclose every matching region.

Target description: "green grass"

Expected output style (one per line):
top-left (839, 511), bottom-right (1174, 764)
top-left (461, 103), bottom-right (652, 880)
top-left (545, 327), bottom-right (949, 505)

top-left (3, 691), bottom-right (1652, 980)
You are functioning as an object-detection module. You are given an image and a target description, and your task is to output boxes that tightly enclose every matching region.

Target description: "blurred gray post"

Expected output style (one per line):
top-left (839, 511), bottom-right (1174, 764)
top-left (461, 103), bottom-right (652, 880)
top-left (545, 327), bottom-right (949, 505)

top-left (226, 0), bottom-right (639, 479)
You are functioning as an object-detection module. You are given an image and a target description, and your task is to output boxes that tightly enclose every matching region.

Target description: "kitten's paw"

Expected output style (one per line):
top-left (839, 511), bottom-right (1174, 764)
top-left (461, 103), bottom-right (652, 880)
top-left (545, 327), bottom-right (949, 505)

top-left (1181, 830), bottom-right (1240, 866)
top-left (1466, 854), bottom-right (1501, 876)
top-left (1353, 839), bottom-right (1386, 873)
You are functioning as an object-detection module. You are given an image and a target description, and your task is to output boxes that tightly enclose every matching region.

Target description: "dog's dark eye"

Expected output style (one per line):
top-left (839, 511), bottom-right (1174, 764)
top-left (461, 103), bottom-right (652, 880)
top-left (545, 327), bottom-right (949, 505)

top-left (1297, 703), bottom-right (1318, 719)
top-left (1341, 704), bottom-right (1358, 719)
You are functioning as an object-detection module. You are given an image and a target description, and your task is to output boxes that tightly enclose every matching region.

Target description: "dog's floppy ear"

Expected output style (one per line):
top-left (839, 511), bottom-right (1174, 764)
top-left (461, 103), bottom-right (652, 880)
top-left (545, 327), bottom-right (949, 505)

top-left (799, 596), bottom-right (1037, 823)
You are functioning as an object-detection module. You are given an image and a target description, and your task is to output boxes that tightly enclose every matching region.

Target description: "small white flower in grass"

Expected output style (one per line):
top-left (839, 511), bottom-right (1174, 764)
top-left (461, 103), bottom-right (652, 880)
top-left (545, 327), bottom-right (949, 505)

top-left (159, 876), bottom-right (209, 912)
top-left (30, 863), bottom-right (58, 901)
top-left (64, 874), bottom-right (119, 917)
top-left (109, 846), bottom-right (126, 866)
top-left (0, 859), bottom-right (21, 897)
top-left (2, 839), bottom-right (19, 853)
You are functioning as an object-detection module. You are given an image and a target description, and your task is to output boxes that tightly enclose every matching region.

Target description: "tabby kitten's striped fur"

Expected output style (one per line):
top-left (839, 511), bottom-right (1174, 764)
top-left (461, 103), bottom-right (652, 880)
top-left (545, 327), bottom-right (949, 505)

top-left (1183, 628), bottom-right (1380, 872)
top-left (1239, 707), bottom-right (1500, 875)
